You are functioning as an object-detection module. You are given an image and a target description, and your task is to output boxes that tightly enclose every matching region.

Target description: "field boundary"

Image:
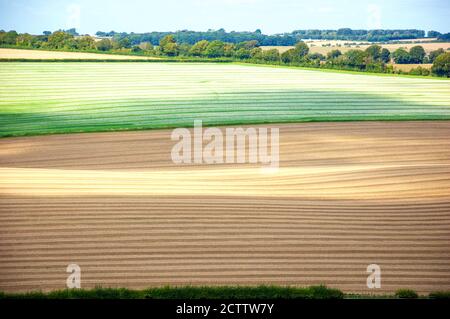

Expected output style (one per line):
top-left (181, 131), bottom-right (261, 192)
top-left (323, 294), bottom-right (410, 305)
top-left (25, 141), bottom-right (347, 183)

top-left (1, 58), bottom-right (448, 79)
top-left (234, 61), bottom-right (450, 80)
top-left (1, 286), bottom-right (449, 299)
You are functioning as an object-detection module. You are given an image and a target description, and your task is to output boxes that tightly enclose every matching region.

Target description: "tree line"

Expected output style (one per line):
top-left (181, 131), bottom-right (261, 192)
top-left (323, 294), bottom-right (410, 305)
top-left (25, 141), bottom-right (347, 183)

top-left (94, 29), bottom-right (442, 46)
top-left (1, 30), bottom-right (449, 77)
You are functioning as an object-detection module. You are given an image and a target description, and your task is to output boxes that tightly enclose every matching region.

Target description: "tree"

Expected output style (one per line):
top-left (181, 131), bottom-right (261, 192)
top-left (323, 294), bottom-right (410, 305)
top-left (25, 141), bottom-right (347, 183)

top-left (234, 48), bottom-right (251, 59)
top-left (409, 46), bottom-right (426, 63)
top-left (431, 52), bottom-right (450, 77)
top-left (428, 48), bottom-right (445, 63)
top-left (223, 43), bottom-right (236, 57)
top-left (47, 31), bottom-right (74, 49)
top-left (427, 30), bottom-right (441, 38)
top-left (16, 33), bottom-right (34, 47)
top-left (43, 31), bottom-right (51, 36)
top-left (327, 49), bottom-right (342, 59)
top-left (381, 48), bottom-right (391, 63)
top-left (118, 37), bottom-right (131, 48)
top-left (63, 28), bottom-right (79, 36)
top-left (248, 47), bottom-right (262, 59)
top-left (178, 43), bottom-right (191, 56)
top-left (437, 33), bottom-right (450, 41)
top-left (409, 66), bottom-right (430, 76)
top-left (308, 53), bottom-right (325, 61)
top-left (343, 49), bottom-right (367, 69)
top-left (292, 41), bottom-right (309, 59)
top-left (95, 39), bottom-right (113, 51)
top-left (240, 40), bottom-right (259, 49)
top-left (131, 45), bottom-right (142, 52)
top-left (365, 45), bottom-right (382, 61)
top-left (159, 35), bottom-right (178, 56)
top-left (281, 49), bottom-right (295, 63)
top-left (205, 40), bottom-right (225, 58)
top-left (392, 48), bottom-right (411, 64)
top-left (76, 36), bottom-right (95, 50)
top-left (262, 49), bottom-right (280, 62)
top-left (139, 42), bottom-right (154, 51)
top-left (0, 30), bottom-right (18, 45)
top-left (189, 40), bottom-right (209, 56)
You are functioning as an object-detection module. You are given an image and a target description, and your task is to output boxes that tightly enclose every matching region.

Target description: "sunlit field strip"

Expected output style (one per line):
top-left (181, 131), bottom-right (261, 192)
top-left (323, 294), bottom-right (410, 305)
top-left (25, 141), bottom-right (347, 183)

top-left (1, 62), bottom-right (450, 137)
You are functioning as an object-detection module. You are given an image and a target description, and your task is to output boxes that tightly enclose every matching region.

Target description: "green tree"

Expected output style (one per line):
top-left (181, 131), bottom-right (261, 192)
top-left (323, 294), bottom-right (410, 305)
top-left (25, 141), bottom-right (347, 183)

top-left (292, 41), bottom-right (309, 61)
top-left (139, 42), bottom-right (154, 51)
top-left (0, 30), bottom-right (18, 45)
top-left (365, 45), bottom-right (382, 61)
top-left (189, 40), bottom-right (209, 56)
top-left (392, 48), bottom-right (411, 64)
top-left (118, 37), bottom-right (131, 49)
top-left (327, 49), bottom-right (342, 59)
top-left (250, 47), bottom-right (263, 59)
top-left (427, 31), bottom-right (441, 38)
top-left (343, 49), bottom-right (367, 69)
top-left (281, 49), bottom-right (295, 63)
top-left (240, 40), bottom-right (259, 49)
top-left (159, 35), bottom-right (178, 56)
top-left (431, 52), bottom-right (450, 77)
top-left (223, 43), bottom-right (236, 57)
top-left (15, 33), bottom-right (34, 47)
top-left (380, 48), bottom-right (391, 63)
top-left (205, 40), bottom-right (225, 58)
top-left (95, 39), bottom-right (113, 51)
top-left (428, 48), bottom-right (445, 63)
top-left (178, 43), bottom-right (191, 56)
top-left (409, 45), bottom-right (426, 63)
top-left (262, 49), bottom-right (280, 62)
top-left (76, 36), bottom-right (95, 50)
top-left (308, 53), bottom-right (325, 61)
top-left (234, 48), bottom-right (251, 59)
top-left (131, 45), bottom-right (142, 53)
top-left (47, 31), bottom-right (74, 49)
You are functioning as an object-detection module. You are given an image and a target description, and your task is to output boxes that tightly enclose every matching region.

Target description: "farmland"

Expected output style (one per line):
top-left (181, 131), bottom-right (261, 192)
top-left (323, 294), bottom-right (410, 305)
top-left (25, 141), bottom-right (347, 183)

top-left (1, 122), bottom-right (450, 294)
top-left (0, 48), bottom-right (158, 60)
top-left (1, 61), bottom-right (450, 295)
top-left (1, 62), bottom-right (450, 137)
top-left (262, 42), bottom-right (450, 55)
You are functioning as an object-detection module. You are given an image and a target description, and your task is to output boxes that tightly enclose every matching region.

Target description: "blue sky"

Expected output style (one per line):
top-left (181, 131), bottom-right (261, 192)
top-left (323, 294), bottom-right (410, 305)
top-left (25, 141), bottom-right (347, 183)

top-left (1, 0), bottom-right (449, 35)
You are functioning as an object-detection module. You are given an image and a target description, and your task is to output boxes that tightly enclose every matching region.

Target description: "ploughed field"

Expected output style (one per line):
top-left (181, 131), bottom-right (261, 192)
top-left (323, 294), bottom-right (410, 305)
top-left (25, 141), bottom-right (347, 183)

top-left (1, 122), bottom-right (450, 294)
top-left (1, 62), bottom-right (450, 138)
top-left (1, 62), bottom-right (450, 294)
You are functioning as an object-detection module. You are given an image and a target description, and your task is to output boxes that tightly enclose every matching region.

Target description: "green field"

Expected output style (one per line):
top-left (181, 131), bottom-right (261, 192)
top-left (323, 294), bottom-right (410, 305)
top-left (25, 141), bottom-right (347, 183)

top-left (1, 62), bottom-right (450, 137)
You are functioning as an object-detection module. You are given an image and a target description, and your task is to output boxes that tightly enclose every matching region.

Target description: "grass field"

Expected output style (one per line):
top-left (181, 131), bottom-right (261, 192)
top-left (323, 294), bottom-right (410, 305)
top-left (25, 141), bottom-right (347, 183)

top-left (1, 62), bottom-right (450, 137)
top-left (1, 122), bottom-right (450, 294)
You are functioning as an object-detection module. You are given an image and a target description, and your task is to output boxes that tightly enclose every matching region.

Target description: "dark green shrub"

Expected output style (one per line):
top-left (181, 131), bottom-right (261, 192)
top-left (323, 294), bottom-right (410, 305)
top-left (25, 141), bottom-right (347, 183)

top-left (0, 285), bottom-right (344, 299)
top-left (429, 291), bottom-right (450, 299)
top-left (395, 289), bottom-right (419, 299)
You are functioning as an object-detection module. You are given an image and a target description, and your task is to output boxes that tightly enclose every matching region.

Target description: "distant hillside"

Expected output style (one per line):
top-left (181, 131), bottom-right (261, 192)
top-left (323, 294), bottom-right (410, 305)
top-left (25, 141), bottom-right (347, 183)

top-left (95, 29), bottom-right (428, 46)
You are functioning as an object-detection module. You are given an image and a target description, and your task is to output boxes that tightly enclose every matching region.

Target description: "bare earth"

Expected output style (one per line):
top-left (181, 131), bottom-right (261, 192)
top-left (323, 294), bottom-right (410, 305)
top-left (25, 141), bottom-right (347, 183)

top-left (0, 48), bottom-right (158, 60)
top-left (1, 122), bottom-right (450, 294)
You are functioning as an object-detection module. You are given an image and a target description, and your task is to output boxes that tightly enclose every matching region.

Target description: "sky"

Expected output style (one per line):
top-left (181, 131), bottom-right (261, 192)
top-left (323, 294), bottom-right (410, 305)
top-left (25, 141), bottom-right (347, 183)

top-left (1, 0), bottom-right (449, 35)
